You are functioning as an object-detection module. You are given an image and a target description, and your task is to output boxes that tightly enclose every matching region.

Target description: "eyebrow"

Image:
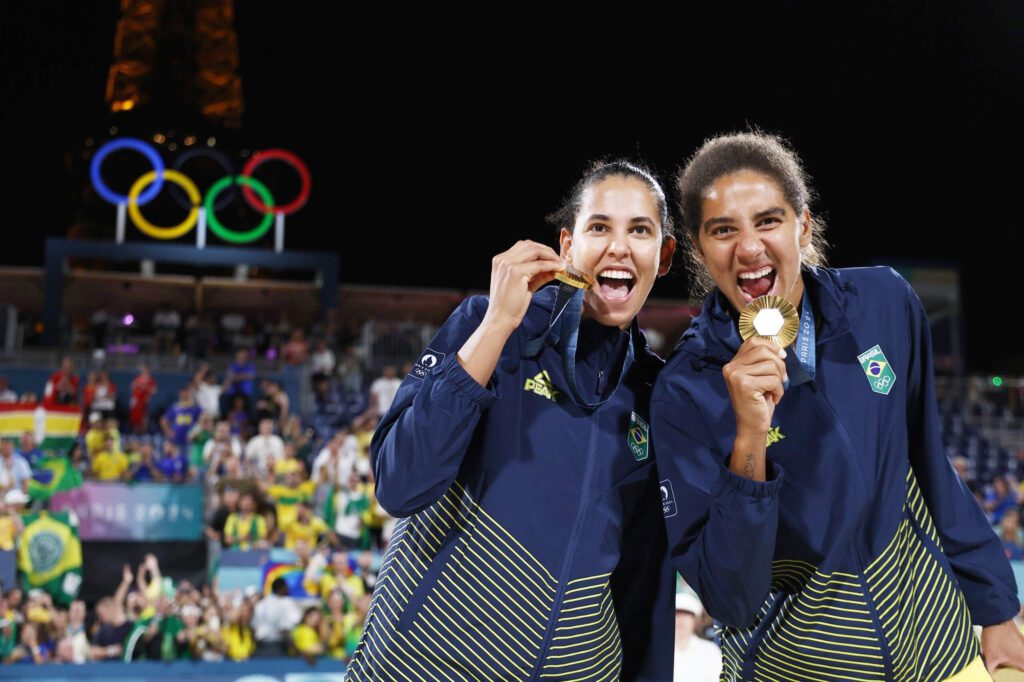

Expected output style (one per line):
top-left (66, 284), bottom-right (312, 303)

top-left (754, 207), bottom-right (787, 220)
top-left (702, 215), bottom-right (733, 232)
top-left (702, 207), bottom-right (786, 231)
top-left (586, 214), bottom-right (656, 224)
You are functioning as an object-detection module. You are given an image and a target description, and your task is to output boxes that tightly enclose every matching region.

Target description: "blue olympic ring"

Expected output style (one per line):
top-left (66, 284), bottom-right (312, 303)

top-left (89, 137), bottom-right (166, 206)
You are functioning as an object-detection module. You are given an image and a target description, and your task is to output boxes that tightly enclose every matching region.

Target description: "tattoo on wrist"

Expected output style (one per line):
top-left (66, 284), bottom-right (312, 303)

top-left (743, 453), bottom-right (756, 479)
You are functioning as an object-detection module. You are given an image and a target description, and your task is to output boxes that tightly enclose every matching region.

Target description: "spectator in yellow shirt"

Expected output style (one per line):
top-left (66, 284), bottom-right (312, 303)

top-left (323, 590), bottom-right (347, 660)
top-left (83, 413), bottom-right (107, 456)
top-left (91, 436), bottom-right (129, 481)
top-left (267, 470), bottom-right (313, 533)
top-left (85, 414), bottom-right (121, 457)
top-left (272, 442), bottom-right (304, 482)
top-left (223, 493), bottom-right (269, 550)
top-left (281, 501), bottom-right (334, 551)
top-left (291, 606), bottom-right (324, 660)
top-left (221, 602), bottom-right (255, 661)
top-left (0, 490), bottom-right (27, 551)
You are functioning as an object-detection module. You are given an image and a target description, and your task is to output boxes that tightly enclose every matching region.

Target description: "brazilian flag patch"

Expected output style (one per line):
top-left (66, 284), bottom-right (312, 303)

top-left (857, 344), bottom-right (897, 395)
top-left (628, 411), bottom-right (650, 461)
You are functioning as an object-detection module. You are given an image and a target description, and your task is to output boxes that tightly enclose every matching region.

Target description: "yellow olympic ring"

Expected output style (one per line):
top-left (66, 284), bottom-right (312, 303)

top-left (127, 170), bottom-right (202, 239)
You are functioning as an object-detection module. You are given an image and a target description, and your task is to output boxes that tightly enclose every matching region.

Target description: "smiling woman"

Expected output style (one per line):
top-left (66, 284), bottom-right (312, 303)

top-left (700, 173), bottom-right (810, 308)
top-left (653, 131), bottom-right (1024, 682)
top-left (347, 160), bottom-right (679, 681)
top-left (555, 168), bottom-right (676, 331)
top-left (675, 132), bottom-right (827, 303)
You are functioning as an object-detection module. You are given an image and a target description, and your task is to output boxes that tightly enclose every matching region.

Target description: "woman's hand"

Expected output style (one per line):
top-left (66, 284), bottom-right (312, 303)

top-left (982, 619), bottom-right (1024, 674)
top-left (724, 338), bottom-right (788, 481)
top-left (482, 240), bottom-right (563, 333)
top-left (457, 241), bottom-right (563, 387)
top-left (723, 337), bottom-right (788, 437)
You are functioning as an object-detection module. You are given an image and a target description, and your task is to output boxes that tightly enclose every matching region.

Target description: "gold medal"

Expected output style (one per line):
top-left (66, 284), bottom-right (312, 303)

top-left (738, 295), bottom-right (799, 347)
top-left (554, 264), bottom-right (593, 291)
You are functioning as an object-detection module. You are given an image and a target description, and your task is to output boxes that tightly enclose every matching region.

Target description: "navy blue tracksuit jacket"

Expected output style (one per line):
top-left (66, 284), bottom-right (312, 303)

top-left (348, 285), bottom-right (675, 681)
top-left (652, 266), bottom-right (1019, 681)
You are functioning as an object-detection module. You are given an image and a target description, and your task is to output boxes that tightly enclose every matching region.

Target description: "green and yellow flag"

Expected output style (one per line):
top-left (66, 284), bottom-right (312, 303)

top-left (17, 511), bottom-right (83, 606)
top-left (28, 456), bottom-right (83, 502)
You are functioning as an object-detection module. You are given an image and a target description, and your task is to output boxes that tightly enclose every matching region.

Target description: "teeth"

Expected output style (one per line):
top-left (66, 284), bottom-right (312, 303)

top-left (738, 266), bottom-right (773, 280)
top-left (599, 270), bottom-right (634, 280)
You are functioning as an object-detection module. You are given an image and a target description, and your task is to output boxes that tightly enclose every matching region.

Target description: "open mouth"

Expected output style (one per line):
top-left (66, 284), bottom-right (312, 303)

top-left (737, 265), bottom-right (776, 301)
top-left (596, 268), bottom-right (636, 301)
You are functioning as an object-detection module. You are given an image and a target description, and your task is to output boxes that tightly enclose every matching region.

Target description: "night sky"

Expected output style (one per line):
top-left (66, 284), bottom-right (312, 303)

top-left (2, 2), bottom-right (1023, 371)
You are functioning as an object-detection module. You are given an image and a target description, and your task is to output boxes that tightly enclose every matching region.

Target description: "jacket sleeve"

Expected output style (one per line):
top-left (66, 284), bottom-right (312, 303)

top-left (610, 462), bottom-right (676, 681)
top-left (651, 378), bottom-right (784, 628)
top-left (371, 296), bottom-right (499, 518)
top-left (902, 277), bottom-right (1019, 626)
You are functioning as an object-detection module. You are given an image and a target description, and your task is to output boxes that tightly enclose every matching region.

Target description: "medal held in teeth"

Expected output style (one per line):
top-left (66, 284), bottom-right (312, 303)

top-left (554, 264), bottom-right (594, 291)
top-left (738, 295), bottom-right (799, 348)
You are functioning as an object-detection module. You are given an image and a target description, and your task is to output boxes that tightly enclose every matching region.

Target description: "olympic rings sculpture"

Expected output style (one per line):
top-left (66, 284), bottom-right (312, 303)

top-left (90, 138), bottom-right (311, 244)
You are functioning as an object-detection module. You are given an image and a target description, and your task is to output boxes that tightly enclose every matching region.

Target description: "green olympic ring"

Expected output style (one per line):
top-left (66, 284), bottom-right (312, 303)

top-left (205, 175), bottom-right (276, 244)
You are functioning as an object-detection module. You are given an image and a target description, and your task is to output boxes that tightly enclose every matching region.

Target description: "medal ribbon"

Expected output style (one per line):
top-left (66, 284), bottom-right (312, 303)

top-left (523, 283), bottom-right (633, 407)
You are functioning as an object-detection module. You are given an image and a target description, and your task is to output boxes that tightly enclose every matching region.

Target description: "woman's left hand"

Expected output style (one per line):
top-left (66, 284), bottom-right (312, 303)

top-left (982, 619), bottom-right (1024, 674)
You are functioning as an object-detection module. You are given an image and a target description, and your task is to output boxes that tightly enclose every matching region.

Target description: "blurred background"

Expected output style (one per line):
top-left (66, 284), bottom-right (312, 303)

top-left (1, 1), bottom-right (1023, 680)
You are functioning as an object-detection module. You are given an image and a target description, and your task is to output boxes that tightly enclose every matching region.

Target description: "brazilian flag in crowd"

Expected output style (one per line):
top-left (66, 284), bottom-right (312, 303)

top-left (17, 511), bottom-right (83, 607)
top-left (28, 456), bottom-right (83, 502)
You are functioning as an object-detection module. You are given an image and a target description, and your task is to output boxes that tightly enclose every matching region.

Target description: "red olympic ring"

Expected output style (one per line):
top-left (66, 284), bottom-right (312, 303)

top-left (241, 148), bottom-right (311, 216)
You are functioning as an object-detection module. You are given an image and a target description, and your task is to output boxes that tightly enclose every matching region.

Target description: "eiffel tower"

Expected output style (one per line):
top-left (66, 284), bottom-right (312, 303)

top-left (106, 0), bottom-right (243, 128)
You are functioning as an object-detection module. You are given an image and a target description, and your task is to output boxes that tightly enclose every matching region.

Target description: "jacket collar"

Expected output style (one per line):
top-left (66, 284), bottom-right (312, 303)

top-left (524, 285), bottom-right (650, 360)
top-left (523, 285), bottom-right (660, 392)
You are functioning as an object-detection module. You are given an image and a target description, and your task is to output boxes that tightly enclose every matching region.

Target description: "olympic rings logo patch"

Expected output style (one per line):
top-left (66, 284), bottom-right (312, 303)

top-left (857, 344), bottom-right (897, 396)
top-left (90, 138), bottom-right (310, 245)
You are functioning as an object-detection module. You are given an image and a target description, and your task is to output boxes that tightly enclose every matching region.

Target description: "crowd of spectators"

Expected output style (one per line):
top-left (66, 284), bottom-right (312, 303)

top-left (0, 309), bottom-right (416, 666)
top-left (946, 457), bottom-right (1024, 562)
top-left (0, 553), bottom-right (373, 664)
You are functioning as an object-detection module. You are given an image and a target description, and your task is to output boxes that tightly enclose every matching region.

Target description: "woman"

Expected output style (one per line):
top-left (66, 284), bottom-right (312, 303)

top-left (348, 161), bottom-right (678, 680)
top-left (223, 493), bottom-right (269, 550)
top-left (220, 602), bottom-right (255, 662)
top-left (323, 590), bottom-right (348, 660)
top-left (91, 370), bottom-right (117, 420)
top-left (293, 605), bottom-right (326, 660)
top-left (282, 414), bottom-right (314, 465)
top-left (653, 131), bottom-right (1024, 681)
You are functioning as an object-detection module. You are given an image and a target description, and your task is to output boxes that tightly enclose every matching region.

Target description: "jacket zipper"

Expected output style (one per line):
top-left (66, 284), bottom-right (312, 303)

top-left (859, 573), bottom-right (896, 681)
top-left (529, 415), bottom-right (601, 680)
top-left (811, 384), bottom-right (871, 566)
